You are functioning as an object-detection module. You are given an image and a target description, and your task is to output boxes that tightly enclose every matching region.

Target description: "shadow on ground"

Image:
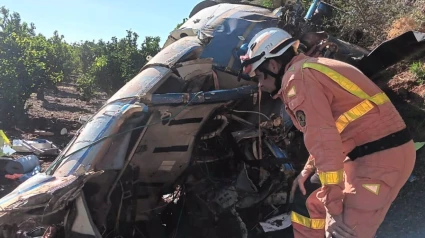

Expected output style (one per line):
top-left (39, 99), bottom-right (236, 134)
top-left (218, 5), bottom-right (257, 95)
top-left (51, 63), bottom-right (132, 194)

top-left (41, 100), bottom-right (92, 113)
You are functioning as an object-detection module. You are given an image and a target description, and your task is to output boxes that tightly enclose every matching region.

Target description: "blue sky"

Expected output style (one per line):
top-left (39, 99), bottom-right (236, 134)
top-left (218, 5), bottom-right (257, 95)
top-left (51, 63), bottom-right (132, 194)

top-left (2, 0), bottom-right (200, 45)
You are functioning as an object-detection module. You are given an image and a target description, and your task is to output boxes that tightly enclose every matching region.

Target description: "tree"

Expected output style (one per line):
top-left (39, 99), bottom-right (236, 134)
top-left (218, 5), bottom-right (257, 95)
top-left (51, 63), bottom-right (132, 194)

top-left (0, 6), bottom-right (163, 127)
top-left (76, 32), bottom-right (161, 99)
top-left (0, 6), bottom-right (79, 125)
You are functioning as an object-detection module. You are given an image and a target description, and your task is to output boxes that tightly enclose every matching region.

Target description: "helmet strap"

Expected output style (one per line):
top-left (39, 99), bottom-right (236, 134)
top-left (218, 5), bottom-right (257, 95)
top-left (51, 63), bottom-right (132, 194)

top-left (258, 63), bottom-right (286, 96)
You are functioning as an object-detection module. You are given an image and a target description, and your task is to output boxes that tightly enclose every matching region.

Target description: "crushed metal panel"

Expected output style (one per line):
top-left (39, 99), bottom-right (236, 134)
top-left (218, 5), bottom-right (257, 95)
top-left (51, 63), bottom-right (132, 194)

top-left (163, 28), bottom-right (199, 49)
top-left (53, 102), bottom-right (129, 177)
top-left (142, 36), bottom-right (203, 71)
top-left (94, 125), bottom-right (132, 171)
top-left (357, 31), bottom-right (425, 78)
top-left (182, 3), bottom-right (273, 32)
top-left (130, 103), bottom-right (223, 184)
top-left (214, 69), bottom-right (257, 90)
top-left (175, 58), bottom-right (213, 81)
top-left (108, 66), bottom-right (172, 103)
top-left (53, 103), bottom-right (147, 177)
top-left (199, 9), bottom-right (278, 73)
top-left (168, 3), bottom-right (277, 73)
top-left (70, 193), bottom-right (102, 236)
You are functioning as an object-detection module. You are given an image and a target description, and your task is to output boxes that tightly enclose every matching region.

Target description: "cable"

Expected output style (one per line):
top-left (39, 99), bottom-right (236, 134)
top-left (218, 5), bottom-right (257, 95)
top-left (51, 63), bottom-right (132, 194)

top-left (230, 109), bottom-right (271, 121)
top-left (172, 186), bottom-right (185, 238)
top-left (45, 92), bottom-right (203, 175)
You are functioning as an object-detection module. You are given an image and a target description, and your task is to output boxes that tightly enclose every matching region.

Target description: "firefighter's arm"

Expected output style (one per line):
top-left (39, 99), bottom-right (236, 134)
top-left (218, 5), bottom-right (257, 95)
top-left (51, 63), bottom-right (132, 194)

top-left (304, 154), bottom-right (316, 172)
top-left (283, 77), bottom-right (345, 216)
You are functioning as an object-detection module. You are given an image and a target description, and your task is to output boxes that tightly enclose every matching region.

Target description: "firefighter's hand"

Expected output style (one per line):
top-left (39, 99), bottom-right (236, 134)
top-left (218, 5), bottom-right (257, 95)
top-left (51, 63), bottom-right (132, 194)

top-left (289, 169), bottom-right (313, 203)
top-left (326, 213), bottom-right (356, 238)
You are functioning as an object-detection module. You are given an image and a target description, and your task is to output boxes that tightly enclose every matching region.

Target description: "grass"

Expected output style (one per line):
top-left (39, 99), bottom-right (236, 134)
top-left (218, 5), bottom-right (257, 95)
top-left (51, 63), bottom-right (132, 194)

top-left (409, 62), bottom-right (425, 85)
top-left (260, 0), bottom-right (273, 8)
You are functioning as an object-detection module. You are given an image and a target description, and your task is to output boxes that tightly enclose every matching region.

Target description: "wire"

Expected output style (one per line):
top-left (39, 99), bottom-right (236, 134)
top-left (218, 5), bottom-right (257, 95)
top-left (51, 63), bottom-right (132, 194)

top-left (45, 92), bottom-right (203, 175)
top-left (172, 186), bottom-right (185, 238)
top-left (230, 109), bottom-right (271, 121)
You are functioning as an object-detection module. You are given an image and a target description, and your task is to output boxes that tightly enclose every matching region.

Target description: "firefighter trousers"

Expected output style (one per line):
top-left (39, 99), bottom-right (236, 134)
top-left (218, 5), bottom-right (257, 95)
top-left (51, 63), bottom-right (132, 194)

top-left (290, 140), bottom-right (416, 238)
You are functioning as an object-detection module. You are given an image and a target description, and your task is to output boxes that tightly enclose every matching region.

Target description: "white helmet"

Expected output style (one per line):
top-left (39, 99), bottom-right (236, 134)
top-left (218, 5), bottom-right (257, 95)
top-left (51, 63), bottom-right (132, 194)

top-left (239, 27), bottom-right (299, 78)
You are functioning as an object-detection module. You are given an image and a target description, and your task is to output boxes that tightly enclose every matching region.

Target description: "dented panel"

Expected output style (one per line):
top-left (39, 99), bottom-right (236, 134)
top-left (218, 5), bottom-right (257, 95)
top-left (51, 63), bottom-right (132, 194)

top-left (143, 36), bottom-right (203, 70)
top-left (130, 103), bottom-right (224, 184)
top-left (108, 66), bottom-right (172, 103)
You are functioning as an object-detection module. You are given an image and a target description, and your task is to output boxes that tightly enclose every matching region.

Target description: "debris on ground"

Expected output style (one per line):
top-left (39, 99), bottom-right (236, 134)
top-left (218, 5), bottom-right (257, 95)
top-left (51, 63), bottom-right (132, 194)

top-left (12, 139), bottom-right (61, 156)
top-left (5, 154), bottom-right (40, 174)
top-left (0, 130), bottom-right (15, 156)
top-left (259, 213), bottom-right (292, 233)
top-left (34, 130), bottom-right (54, 136)
top-left (0, 131), bottom-right (59, 187)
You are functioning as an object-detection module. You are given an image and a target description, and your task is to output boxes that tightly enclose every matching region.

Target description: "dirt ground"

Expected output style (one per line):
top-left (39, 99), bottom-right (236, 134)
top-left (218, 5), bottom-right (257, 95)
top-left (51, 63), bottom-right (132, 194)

top-left (3, 83), bottom-right (107, 174)
top-left (2, 72), bottom-right (425, 237)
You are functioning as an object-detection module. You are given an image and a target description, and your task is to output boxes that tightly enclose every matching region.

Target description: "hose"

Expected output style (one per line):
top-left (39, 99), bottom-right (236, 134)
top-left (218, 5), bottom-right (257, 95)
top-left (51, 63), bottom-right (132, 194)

top-left (201, 115), bottom-right (229, 140)
top-left (230, 109), bottom-right (271, 121)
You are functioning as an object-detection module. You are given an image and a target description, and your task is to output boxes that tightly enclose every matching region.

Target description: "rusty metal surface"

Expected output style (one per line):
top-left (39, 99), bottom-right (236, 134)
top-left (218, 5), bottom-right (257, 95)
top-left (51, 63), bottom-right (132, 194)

top-left (130, 103), bottom-right (223, 184)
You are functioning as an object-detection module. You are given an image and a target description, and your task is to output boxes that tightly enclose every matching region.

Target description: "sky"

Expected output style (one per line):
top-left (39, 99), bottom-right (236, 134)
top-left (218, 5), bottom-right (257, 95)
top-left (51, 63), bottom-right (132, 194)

top-left (1, 0), bottom-right (201, 45)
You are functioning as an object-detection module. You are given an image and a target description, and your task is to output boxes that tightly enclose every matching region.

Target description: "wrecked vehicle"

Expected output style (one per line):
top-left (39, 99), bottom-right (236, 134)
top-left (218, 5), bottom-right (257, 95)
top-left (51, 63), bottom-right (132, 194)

top-left (1, 1), bottom-right (425, 238)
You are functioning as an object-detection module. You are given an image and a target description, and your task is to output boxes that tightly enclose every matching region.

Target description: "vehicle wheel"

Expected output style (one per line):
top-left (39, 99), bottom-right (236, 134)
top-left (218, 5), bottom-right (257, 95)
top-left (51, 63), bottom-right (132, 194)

top-left (189, 0), bottom-right (219, 18)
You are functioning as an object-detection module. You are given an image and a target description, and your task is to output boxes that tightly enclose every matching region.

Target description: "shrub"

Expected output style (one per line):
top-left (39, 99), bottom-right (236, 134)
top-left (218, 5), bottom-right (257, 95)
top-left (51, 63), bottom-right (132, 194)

top-left (410, 62), bottom-right (425, 85)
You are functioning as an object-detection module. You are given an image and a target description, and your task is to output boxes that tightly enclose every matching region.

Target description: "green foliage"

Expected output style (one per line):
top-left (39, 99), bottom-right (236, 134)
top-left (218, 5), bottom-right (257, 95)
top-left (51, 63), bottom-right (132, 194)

top-left (0, 6), bottom-right (78, 124)
top-left (175, 18), bottom-right (188, 29)
top-left (325, 0), bottom-right (412, 47)
top-left (260, 0), bottom-right (273, 8)
top-left (76, 32), bottom-right (161, 99)
top-left (299, 0), bottom-right (311, 9)
top-left (410, 62), bottom-right (425, 85)
top-left (0, 6), bottom-right (162, 124)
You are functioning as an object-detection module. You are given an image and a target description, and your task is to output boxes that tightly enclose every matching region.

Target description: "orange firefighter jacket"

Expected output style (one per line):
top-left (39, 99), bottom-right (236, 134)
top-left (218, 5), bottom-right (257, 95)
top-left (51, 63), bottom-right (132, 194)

top-left (273, 53), bottom-right (406, 216)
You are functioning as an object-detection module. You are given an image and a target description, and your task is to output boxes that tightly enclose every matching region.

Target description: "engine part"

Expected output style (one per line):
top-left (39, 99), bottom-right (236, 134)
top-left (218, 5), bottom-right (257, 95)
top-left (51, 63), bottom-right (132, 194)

top-left (201, 115), bottom-right (229, 140)
top-left (265, 192), bottom-right (288, 205)
top-left (214, 186), bottom-right (239, 209)
top-left (263, 139), bottom-right (288, 160)
top-left (235, 163), bottom-right (258, 193)
top-left (232, 129), bottom-right (259, 143)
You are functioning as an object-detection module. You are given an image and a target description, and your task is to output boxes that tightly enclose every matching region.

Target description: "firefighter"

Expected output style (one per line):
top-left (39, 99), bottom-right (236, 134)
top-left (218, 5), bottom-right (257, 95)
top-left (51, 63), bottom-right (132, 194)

top-left (238, 27), bottom-right (416, 238)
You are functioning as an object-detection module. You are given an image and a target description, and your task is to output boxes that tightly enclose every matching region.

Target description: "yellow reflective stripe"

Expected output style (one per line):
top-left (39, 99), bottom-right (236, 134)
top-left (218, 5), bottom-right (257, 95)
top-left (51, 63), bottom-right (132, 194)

top-left (302, 62), bottom-right (391, 133)
top-left (311, 218), bottom-right (325, 230)
top-left (303, 62), bottom-right (370, 99)
top-left (335, 100), bottom-right (374, 133)
top-left (291, 211), bottom-right (325, 230)
top-left (318, 169), bottom-right (344, 185)
top-left (369, 92), bottom-right (390, 105)
top-left (0, 130), bottom-right (10, 145)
